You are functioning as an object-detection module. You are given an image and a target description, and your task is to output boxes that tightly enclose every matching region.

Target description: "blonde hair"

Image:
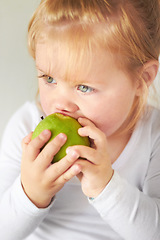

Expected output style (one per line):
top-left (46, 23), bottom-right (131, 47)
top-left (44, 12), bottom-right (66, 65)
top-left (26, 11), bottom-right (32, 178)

top-left (28, 0), bottom-right (160, 133)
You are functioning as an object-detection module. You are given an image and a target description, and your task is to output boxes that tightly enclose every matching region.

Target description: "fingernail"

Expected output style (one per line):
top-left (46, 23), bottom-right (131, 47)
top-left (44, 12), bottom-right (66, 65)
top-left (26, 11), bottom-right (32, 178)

top-left (72, 164), bottom-right (81, 174)
top-left (66, 147), bottom-right (71, 154)
top-left (66, 148), bottom-right (79, 159)
top-left (58, 133), bottom-right (67, 141)
top-left (42, 129), bottom-right (50, 136)
top-left (78, 128), bottom-right (83, 134)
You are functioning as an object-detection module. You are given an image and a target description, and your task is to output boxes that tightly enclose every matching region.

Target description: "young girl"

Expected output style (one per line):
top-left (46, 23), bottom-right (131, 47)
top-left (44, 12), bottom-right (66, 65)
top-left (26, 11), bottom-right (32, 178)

top-left (0, 0), bottom-right (160, 239)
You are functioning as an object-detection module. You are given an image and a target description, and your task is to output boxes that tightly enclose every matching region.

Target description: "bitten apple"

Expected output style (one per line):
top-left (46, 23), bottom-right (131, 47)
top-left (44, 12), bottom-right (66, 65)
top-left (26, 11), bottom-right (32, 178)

top-left (32, 113), bottom-right (90, 163)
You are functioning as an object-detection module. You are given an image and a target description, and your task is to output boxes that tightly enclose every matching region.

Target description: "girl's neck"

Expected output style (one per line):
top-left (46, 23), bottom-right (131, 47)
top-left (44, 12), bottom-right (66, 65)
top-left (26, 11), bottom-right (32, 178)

top-left (108, 131), bottom-right (132, 164)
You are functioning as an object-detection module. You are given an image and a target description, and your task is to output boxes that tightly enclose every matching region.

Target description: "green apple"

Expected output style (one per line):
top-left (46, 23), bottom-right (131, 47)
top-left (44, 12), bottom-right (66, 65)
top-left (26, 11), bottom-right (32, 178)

top-left (31, 113), bottom-right (90, 163)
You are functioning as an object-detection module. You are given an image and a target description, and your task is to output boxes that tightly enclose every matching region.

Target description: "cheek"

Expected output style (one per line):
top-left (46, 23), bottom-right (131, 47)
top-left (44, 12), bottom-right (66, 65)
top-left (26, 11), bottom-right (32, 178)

top-left (40, 98), bottom-right (49, 115)
top-left (83, 91), bottom-right (136, 136)
top-left (39, 85), bottom-right (51, 115)
top-left (89, 107), bottom-right (126, 136)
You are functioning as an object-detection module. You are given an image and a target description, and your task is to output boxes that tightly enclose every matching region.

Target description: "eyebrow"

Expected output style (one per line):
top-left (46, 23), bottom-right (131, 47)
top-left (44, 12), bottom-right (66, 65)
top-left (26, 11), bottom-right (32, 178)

top-left (36, 65), bottom-right (58, 79)
top-left (36, 66), bottom-right (51, 77)
top-left (36, 65), bottom-right (94, 86)
top-left (36, 66), bottom-right (45, 72)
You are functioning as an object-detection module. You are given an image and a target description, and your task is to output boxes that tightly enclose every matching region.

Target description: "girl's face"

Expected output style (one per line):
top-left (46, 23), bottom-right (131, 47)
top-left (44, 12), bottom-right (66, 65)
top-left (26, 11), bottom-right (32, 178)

top-left (36, 42), bottom-right (139, 138)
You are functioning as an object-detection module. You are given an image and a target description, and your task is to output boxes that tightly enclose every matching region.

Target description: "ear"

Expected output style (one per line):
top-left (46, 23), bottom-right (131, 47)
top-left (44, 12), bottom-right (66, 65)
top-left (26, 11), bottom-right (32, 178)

top-left (141, 60), bottom-right (159, 87)
top-left (136, 60), bottom-right (159, 96)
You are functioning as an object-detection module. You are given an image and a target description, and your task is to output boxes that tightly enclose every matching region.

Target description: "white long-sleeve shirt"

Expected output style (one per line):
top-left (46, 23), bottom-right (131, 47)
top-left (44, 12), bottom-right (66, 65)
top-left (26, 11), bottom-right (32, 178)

top-left (0, 101), bottom-right (160, 240)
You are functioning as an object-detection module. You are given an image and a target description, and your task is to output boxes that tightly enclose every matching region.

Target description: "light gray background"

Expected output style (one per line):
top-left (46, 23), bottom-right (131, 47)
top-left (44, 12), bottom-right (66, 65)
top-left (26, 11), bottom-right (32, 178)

top-left (0, 0), bottom-right (160, 143)
top-left (0, 0), bottom-right (40, 142)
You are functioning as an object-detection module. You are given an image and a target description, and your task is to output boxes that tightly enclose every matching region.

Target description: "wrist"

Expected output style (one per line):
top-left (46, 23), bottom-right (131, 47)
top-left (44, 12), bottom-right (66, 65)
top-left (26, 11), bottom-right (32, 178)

top-left (21, 181), bottom-right (54, 209)
top-left (88, 169), bottom-right (114, 200)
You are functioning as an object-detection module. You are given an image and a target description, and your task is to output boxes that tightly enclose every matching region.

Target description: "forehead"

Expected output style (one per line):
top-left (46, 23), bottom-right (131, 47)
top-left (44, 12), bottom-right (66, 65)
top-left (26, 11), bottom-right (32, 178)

top-left (35, 39), bottom-right (117, 85)
top-left (35, 23), bottom-right (113, 81)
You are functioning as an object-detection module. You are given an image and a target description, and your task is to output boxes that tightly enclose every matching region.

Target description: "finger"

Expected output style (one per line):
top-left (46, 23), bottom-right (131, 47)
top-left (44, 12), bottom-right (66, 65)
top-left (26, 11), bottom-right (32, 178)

top-left (75, 157), bottom-right (113, 182)
top-left (25, 130), bottom-right (52, 162)
top-left (36, 133), bottom-right (67, 169)
top-left (78, 118), bottom-right (107, 149)
top-left (57, 163), bottom-right (82, 184)
top-left (21, 132), bottom-right (33, 150)
top-left (68, 145), bottom-right (98, 165)
top-left (45, 148), bottom-right (80, 181)
top-left (78, 117), bottom-right (96, 130)
top-left (68, 143), bottom-right (110, 166)
top-left (76, 159), bottom-right (94, 174)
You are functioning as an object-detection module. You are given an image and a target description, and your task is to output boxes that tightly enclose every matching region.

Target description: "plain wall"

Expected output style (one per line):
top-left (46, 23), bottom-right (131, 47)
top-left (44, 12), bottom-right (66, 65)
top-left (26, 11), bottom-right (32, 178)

top-left (0, 0), bottom-right (40, 142)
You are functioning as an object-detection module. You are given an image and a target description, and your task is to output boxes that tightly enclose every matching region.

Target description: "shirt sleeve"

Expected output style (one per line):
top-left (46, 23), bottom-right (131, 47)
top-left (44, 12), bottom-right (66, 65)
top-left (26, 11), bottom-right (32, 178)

top-left (0, 175), bottom-right (54, 240)
top-left (0, 102), bottom-right (53, 240)
top-left (88, 108), bottom-right (160, 240)
top-left (89, 169), bottom-right (160, 240)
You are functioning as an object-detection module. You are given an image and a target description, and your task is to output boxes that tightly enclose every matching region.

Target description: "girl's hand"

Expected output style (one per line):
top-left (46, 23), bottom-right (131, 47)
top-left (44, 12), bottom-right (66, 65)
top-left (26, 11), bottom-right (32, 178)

top-left (21, 130), bottom-right (81, 208)
top-left (69, 117), bottom-right (114, 199)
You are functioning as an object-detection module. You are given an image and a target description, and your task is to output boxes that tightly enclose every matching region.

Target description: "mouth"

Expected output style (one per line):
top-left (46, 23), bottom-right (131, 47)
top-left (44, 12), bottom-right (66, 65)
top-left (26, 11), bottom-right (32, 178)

top-left (54, 111), bottom-right (78, 120)
top-left (55, 111), bottom-right (70, 117)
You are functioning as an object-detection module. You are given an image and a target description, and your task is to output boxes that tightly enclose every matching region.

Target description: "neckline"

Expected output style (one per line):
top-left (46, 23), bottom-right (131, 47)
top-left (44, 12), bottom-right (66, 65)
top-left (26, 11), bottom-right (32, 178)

top-left (112, 117), bottom-right (143, 169)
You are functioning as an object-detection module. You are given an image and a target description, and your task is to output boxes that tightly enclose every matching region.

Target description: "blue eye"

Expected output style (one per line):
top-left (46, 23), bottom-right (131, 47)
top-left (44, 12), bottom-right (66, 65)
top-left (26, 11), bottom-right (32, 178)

top-left (38, 74), bottom-right (57, 84)
top-left (47, 76), bottom-right (56, 84)
top-left (77, 85), bottom-right (93, 93)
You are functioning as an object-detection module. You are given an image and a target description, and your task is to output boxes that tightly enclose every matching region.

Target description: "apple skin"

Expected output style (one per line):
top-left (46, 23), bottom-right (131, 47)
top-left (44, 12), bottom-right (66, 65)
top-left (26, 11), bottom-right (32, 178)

top-left (31, 113), bottom-right (90, 163)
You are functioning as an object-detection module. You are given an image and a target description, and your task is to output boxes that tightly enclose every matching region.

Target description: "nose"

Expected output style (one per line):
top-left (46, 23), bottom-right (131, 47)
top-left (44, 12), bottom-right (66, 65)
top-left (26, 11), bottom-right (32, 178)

top-left (55, 95), bottom-right (79, 114)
